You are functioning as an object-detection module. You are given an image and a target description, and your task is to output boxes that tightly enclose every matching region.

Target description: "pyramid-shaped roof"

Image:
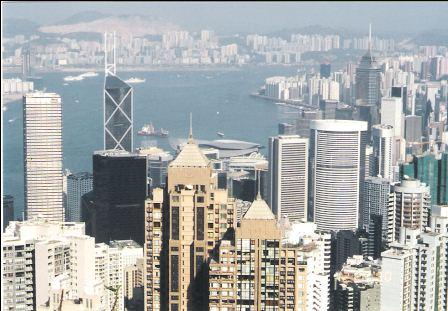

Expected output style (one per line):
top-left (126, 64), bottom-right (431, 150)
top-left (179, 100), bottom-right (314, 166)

top-left (243, 195), bottom-right (276, 220)
top-left (169, 139), bottom-right (210, 168)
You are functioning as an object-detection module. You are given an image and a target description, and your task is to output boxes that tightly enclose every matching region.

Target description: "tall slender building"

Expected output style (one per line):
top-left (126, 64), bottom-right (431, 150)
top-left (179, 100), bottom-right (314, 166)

top-left (23, 92), bottom-right (63, 221)
top-left (355, 24), bottom-right (382, 108)
top-left (268, 135), bottom-right (308, 222)
top-left (104, 32), bottom-right (133, 152)
top-left (144, 122), bottom-right (236, 311)
top-left (309, 120), bottom-right (368, 231)
top-left (372, 124), bottom-right (394, 181)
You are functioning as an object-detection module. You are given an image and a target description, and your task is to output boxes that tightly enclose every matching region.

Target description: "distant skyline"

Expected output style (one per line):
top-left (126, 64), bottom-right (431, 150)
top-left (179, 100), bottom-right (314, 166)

top-left (3, 1), bottom-right (448, 36)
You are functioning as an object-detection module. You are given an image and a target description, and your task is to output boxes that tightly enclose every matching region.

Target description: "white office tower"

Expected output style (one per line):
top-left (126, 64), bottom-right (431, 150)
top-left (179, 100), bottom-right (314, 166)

top-left (381, 227), bottom-right (447, 311)
top-left (2, 219), bottom-right (105, 310)
top-left (391, 178), bottom-right (431, 241)
top-left (380, 97), bottom-right (404, 137)
top-left (309, 120), bottom-right (368, 231)
top-left (372, 124), bottom-right (394, 181)
top-left (380, 97), bottom-right (406, 164)
top-left (66, 172), bottom-right (93, 222)
top-left (23, 92), bottom-right (63, 221)
top-left (363, 177), bottom-right (394, 241)
top-left (283, 222), bottom-right (332, 310)
top-left (268, 135), bottom-right (308, 222)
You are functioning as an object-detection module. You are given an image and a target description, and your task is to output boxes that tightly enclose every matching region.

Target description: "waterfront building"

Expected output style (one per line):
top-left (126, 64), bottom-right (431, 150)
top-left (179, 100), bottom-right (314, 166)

top-left (334, 255), bottom-right (381, 311)
top-left (82, 150), bottom-right (147, 245)
top-left (3, 194), bottom-right (14, 231)
top-left (309, 120), bottom-right (368, 231)
top-left (268, 135), bottom-right (308, 222)
top-left (103, 32), bottom-right (133, 152)
top-left (23, 92), bottom-right (63, 221)
top-left (66, 172), bottom-right (93, 222)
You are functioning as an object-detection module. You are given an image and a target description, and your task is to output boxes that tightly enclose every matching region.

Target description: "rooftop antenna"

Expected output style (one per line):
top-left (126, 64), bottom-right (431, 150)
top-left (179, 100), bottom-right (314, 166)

top-left (188, 112), bottom-right (194, 142)
top-left (104, 32), bottom-right (116, 76)
top-left (256, 169), bottom-right (261, 200)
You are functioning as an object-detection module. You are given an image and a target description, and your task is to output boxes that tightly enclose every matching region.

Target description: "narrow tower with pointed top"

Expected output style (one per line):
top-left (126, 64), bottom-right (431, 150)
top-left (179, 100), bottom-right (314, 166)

top-left (144, 119), bottom-right (236, 310)
top-left (103, 32), bottom-right (134, 152)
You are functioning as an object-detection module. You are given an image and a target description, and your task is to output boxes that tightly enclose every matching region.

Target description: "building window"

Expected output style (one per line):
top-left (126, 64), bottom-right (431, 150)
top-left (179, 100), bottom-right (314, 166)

top-left (197, 207), bottom-right (204, 240)
top-left (171, 255), bottom-right (179, 292)
top-left (172, 207), bottom-right (179, 240)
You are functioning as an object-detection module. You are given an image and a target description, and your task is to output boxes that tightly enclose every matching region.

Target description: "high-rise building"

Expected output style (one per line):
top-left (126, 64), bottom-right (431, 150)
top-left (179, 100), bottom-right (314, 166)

top-left (268, 135), bottom-right (308, 222)
top-left (3, 195), bottom-right (14, 231)
top-left (309, 120), bottom-right (368, 231)
top-left (381, 227), bottom-right (447, 311)
top-left (391, 179), bottom-right (430, 240)
top-left (355, 26), bottom-right (382, 109)
top-left (380, 97), bottom-right (404, 138)
top-left (23, 92), bottom-right (63, 221)
top-left (137, 146), bottom-right (173, 190)
top-left (405, 115), bottom-right (423, 143)
top-left (1, 219), bottom-right (117, 310)
top-left (209, 216), bottom-right (332, 311)
top-left (66, 172), bottom-right (93, 222)
top-left (372, 124), bottom-right (394, 181)
top-left (391, 85), bottom-right (408, 113)
top-left (320, 62), bottom-right (331, 78)
top-left (82, 150), bottom-right (147, 245)
top-left (103, 32), bottom-right (133, 152)
top-left (362, 177), bottom-right (394, 242)
top-left (144, 128), bottom-right (236, 311)
top-left (334, 255), bottom-right (381, 311)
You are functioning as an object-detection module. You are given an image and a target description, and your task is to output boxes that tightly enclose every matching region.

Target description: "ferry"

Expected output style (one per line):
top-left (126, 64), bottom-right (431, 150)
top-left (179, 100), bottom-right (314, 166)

top-left (79, 72), bottom-right (98, 78)
top-left (64, 75), bottom-right (84, 82)
top-left (138, 123), bottom-right (169, 137)
top-left (217, 132), bottom-right (225, 138)
top-left (125, 77), bottom-right (146, 84)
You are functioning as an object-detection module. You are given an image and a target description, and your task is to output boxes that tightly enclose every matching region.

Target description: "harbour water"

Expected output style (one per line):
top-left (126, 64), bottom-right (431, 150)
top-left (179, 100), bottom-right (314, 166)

top-left (3, 65), bottom-right (301, 216)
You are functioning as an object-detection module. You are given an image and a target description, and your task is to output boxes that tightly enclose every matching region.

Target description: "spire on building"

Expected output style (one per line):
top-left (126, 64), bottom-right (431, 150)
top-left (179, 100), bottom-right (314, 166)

top-left (368, 23), bottom-right (372, 53)
top-left (188, 112), bottom-right (194, 143)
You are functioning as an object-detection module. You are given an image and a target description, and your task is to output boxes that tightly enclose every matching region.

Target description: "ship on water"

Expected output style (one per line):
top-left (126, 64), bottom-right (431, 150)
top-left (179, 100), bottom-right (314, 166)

top-left (138, 123), bottom-right (169, 137)
top-left (125, 77), bottom-right (146, 84)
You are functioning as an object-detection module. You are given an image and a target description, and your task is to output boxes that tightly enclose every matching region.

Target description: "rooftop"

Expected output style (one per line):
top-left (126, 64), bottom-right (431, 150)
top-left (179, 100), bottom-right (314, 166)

top-left (242, 195), bottom-right (276, 220)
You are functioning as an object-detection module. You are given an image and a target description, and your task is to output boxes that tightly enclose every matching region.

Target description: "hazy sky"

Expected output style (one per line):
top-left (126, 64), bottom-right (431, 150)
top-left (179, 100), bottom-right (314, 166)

top-left (3, 1), bottom-right (448, 35)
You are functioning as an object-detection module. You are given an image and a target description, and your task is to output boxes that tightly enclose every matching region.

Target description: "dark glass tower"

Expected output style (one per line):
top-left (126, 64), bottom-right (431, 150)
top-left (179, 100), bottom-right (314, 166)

top-left (82, 150), bottom-right (147, 245)
top-left (104, 75), bottom-right (133, 152)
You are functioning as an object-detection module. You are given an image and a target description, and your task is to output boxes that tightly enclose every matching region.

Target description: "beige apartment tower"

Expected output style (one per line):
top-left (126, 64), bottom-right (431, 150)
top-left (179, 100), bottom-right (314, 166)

top-left (144, 130), bottom-right (235, 311)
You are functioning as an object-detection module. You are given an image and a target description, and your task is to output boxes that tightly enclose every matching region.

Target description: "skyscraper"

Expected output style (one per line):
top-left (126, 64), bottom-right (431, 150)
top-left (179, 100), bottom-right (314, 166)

top-left (82, 150), bottom-right (147, 245)
top-left (104, 32), bottom-right (133, 152)
top-left (268, 135), bottom-right (308, 222)
top-left (372, 124), bottom-right (394, 181)
top-left (355, 25), bottom-right (381, 109)
top-left (23, 92), bottom-right (63, 221)
top-left (144, 125), bottom-right (236, 311)
top-left (309, 120), bottom-right (368, 231)
top-left (380, 97), bottom-right (404, 138)
top-left (66, 172), bottom-right (93, 222)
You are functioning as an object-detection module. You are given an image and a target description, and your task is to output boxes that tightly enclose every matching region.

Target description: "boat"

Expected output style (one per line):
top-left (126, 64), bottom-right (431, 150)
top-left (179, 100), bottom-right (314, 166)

top-left (125, 77), bottom-right (146, 84)
top-left (217, 132), bottom-right (225, 138)
top-left (138, 123), bottom-right (169, 137)
top-left (64, 75), bottom-right (84, 82)
top-left (79, 72), bottom-right (98, 78)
